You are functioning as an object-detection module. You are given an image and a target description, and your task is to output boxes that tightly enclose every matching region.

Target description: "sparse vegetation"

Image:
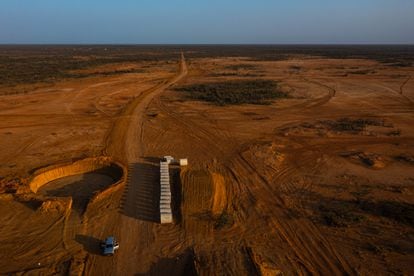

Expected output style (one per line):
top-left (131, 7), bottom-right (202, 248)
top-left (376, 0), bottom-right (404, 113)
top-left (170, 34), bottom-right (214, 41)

top-left (358, 200), bottom-right (414, 226)
top-left (2, 45), bottom-right (413, 87)
top-left (396, 154), bottom-right (414, 164)
top-left (209, 72), bottom-right (264, 78)
top-left (0, 46), bottom-right (180, 86)
top-left (289, 65), bottom-right (302, 71)
top-left (319, 203), bottom-right (364, 227)
top-left (224, 64), bottom-right (257, 70)
top-left (175, 80), bottom-right (288, 105)
top-left (387, 129), bottom-right (401, 136)
top-left (316, 197), bottom-right (414, 228)
top-left (214, 212), bottom-right (234, 229)
top-left (321, 118), bottom-right (389, 133)
top-left (348, 69), bottom-right (375, 75)
top-left (182, 45), bottom-right (414, 65)
top-left (209, 72), bottom-right (239, 77)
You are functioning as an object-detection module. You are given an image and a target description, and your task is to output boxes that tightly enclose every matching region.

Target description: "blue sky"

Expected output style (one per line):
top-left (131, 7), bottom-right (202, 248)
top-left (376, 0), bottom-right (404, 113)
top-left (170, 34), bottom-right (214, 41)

top-left (0, 0), bottom-right (413, 44)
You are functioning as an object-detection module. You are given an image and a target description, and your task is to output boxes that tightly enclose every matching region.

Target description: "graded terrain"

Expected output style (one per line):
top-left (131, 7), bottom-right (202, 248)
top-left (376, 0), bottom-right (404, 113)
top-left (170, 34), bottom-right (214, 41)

top-left (0, 46), bottom-right (413, 275)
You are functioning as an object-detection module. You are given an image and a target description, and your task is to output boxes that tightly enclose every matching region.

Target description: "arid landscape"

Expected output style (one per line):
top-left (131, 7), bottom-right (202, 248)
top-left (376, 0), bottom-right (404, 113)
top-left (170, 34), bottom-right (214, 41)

top-left (0, 45), bottom-right (413, 275)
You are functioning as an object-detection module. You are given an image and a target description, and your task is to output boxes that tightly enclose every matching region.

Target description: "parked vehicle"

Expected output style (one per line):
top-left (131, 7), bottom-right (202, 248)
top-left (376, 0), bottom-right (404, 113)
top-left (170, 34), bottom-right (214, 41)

top-left (100, 236), bottom-right (119, 256)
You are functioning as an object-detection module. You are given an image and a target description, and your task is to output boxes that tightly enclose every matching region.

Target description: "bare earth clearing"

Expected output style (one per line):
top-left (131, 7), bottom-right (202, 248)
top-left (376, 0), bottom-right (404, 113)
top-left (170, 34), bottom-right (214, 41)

top-left (0, 46), bottom-right (413, 275)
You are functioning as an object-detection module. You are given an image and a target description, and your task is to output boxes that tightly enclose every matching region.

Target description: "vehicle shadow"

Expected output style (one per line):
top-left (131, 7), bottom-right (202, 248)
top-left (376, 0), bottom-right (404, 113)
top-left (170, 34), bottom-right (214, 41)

top-left (75, 234), bottom-right (102, 255)
top-left (119, 160), bottom-right (160, 222)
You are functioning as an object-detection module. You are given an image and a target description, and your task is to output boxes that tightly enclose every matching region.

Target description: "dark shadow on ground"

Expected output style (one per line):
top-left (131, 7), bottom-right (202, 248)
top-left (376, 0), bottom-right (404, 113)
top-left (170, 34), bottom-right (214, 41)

top-left (136, 248), bottom-right (197, 276)
top-left (18, 198), bottom-right (43, 211)
top-left (143, 156), bottom-right (161, 164)
top-left (119, 161), bottom-right (160, 222)
top-left (170, 166), bottom-right (182, 224)
top-left (75, 234), bottom-right (102, 255)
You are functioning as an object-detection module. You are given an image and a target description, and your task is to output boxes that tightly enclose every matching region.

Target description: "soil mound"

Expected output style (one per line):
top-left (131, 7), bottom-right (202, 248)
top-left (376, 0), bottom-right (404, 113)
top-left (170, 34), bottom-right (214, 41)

top-left (38, 198), bottom-right (72, 213)
top-left (248, 248), bottom-right (283, 276)
top-left (340, 151), bottom-right (387, 169)
top-left (211, 173), bottom-right (227, 216)
top-left (359, 153), bottom-right (386, 169)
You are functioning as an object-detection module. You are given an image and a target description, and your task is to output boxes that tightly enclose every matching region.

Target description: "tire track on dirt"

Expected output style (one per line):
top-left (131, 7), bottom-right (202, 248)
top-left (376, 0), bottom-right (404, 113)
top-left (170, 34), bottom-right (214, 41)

top-left (301, 77), bottom-right (336, 107)
top-left (149, 63), bottom-right (355, 273)
top-left (228, 153), bottom-right (354, 274)
top-left (154, 88), bottom-right (353, 273)
top-left (154, 98), bottom-right (227, 156)
top-left (273, 76), bottom-right (336, 113)
top-left (375, 78), bottom-right (414, 107)
top-left (399, 75), bottom-right (411, 95)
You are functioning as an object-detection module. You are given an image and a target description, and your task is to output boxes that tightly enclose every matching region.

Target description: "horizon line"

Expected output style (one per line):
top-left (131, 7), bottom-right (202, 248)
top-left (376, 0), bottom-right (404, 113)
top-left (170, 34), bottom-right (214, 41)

top-left (0, 43), bottom-right (413, 46)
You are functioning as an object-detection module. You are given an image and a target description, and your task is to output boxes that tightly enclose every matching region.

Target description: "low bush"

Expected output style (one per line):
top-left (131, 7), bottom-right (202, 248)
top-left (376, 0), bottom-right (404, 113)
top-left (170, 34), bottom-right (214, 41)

top-left (0, 45), bottom-right (180, 86)
top-left (224, 64), bottom-right (257, 70)
top-left (175, 79), bottom-right (288, 105)
top-left (319, 203), bottom-right (364, 227)
top-left (322, 118), bottom-right (388, 132)
top-left (214, 212), bottom-right (234, 229)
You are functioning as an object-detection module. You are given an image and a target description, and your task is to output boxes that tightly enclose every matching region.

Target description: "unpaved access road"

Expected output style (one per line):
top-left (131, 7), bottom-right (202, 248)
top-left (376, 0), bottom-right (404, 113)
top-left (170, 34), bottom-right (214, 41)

top-left (83, 54), bottom-right (188, 275)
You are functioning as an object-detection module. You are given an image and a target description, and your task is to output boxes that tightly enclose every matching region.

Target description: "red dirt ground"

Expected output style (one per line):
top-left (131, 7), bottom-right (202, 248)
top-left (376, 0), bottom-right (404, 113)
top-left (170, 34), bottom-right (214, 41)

top-left (0, 49), bottom-right (413, 275)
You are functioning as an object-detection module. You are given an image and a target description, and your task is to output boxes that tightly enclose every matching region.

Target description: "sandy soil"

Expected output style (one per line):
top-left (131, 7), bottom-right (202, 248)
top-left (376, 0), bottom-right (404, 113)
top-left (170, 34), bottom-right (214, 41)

top-left (0, 51), bottom-right (413, 275)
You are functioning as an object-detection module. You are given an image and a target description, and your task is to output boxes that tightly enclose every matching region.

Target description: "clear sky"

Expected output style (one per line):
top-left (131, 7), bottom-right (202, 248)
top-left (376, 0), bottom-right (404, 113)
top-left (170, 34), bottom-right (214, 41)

top-left (0, 0), bottom-right (413, 44)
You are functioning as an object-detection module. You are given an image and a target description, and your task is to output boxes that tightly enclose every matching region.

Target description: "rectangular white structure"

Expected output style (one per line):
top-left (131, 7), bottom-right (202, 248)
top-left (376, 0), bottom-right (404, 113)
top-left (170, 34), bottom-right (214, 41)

top-left (160, 158), bottom-right (174, 224)
top-left (163, 156), bottom-right (174, 164)
top-left (160, 213), bottom-right (173, 224)
top-left (160, 199), bottom-right (171, 205)
top-left (160, 201), bottom-right (171, 206)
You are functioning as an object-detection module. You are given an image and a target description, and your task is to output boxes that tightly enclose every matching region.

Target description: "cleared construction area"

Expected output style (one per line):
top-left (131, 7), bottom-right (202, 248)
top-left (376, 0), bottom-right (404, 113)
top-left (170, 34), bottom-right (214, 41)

top-left (0, 47), bottom-right (413, 275)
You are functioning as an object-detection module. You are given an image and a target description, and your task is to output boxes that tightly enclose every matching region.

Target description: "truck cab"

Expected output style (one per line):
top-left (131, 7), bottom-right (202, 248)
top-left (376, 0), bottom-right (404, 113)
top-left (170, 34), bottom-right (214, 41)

top-left (100, 236), bottom-right (119, 256)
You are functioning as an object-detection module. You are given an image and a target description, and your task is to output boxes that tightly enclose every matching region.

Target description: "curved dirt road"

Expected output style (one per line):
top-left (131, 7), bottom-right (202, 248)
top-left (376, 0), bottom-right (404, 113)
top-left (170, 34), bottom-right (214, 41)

top-left (105, 53), bottom-right (188, 163)
top-left (84, 54), bottom-right (187, 275)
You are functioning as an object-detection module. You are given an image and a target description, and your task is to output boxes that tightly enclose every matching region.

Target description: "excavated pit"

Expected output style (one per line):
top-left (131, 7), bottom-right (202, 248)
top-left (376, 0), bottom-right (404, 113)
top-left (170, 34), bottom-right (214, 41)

top-left (29, 157), bottom-right (124, 214)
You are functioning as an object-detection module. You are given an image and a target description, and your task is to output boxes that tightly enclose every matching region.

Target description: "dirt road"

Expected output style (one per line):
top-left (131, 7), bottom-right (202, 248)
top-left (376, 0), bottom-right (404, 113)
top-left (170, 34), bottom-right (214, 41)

top-left (84, 54), bottom-right (188, 275)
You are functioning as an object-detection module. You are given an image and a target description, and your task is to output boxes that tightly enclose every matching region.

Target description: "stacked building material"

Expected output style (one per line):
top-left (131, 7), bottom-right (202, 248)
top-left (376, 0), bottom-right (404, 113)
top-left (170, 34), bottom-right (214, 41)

top-left (160, 160), bottom-right (173, 224)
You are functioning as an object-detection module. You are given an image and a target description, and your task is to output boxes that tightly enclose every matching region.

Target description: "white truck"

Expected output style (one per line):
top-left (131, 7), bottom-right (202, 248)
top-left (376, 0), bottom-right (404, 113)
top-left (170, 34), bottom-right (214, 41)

top-left (100, 236), bottom-right (119, 256)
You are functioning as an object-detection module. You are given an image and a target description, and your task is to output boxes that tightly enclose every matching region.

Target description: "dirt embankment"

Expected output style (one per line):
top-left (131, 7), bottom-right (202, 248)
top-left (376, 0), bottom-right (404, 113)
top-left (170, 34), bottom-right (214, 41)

top-left (211, 172), bottom-right (227, 216)
top-left (0, 157), bottom-right (126, 274)
top-left (28, 157), bottom-right (125, 194)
